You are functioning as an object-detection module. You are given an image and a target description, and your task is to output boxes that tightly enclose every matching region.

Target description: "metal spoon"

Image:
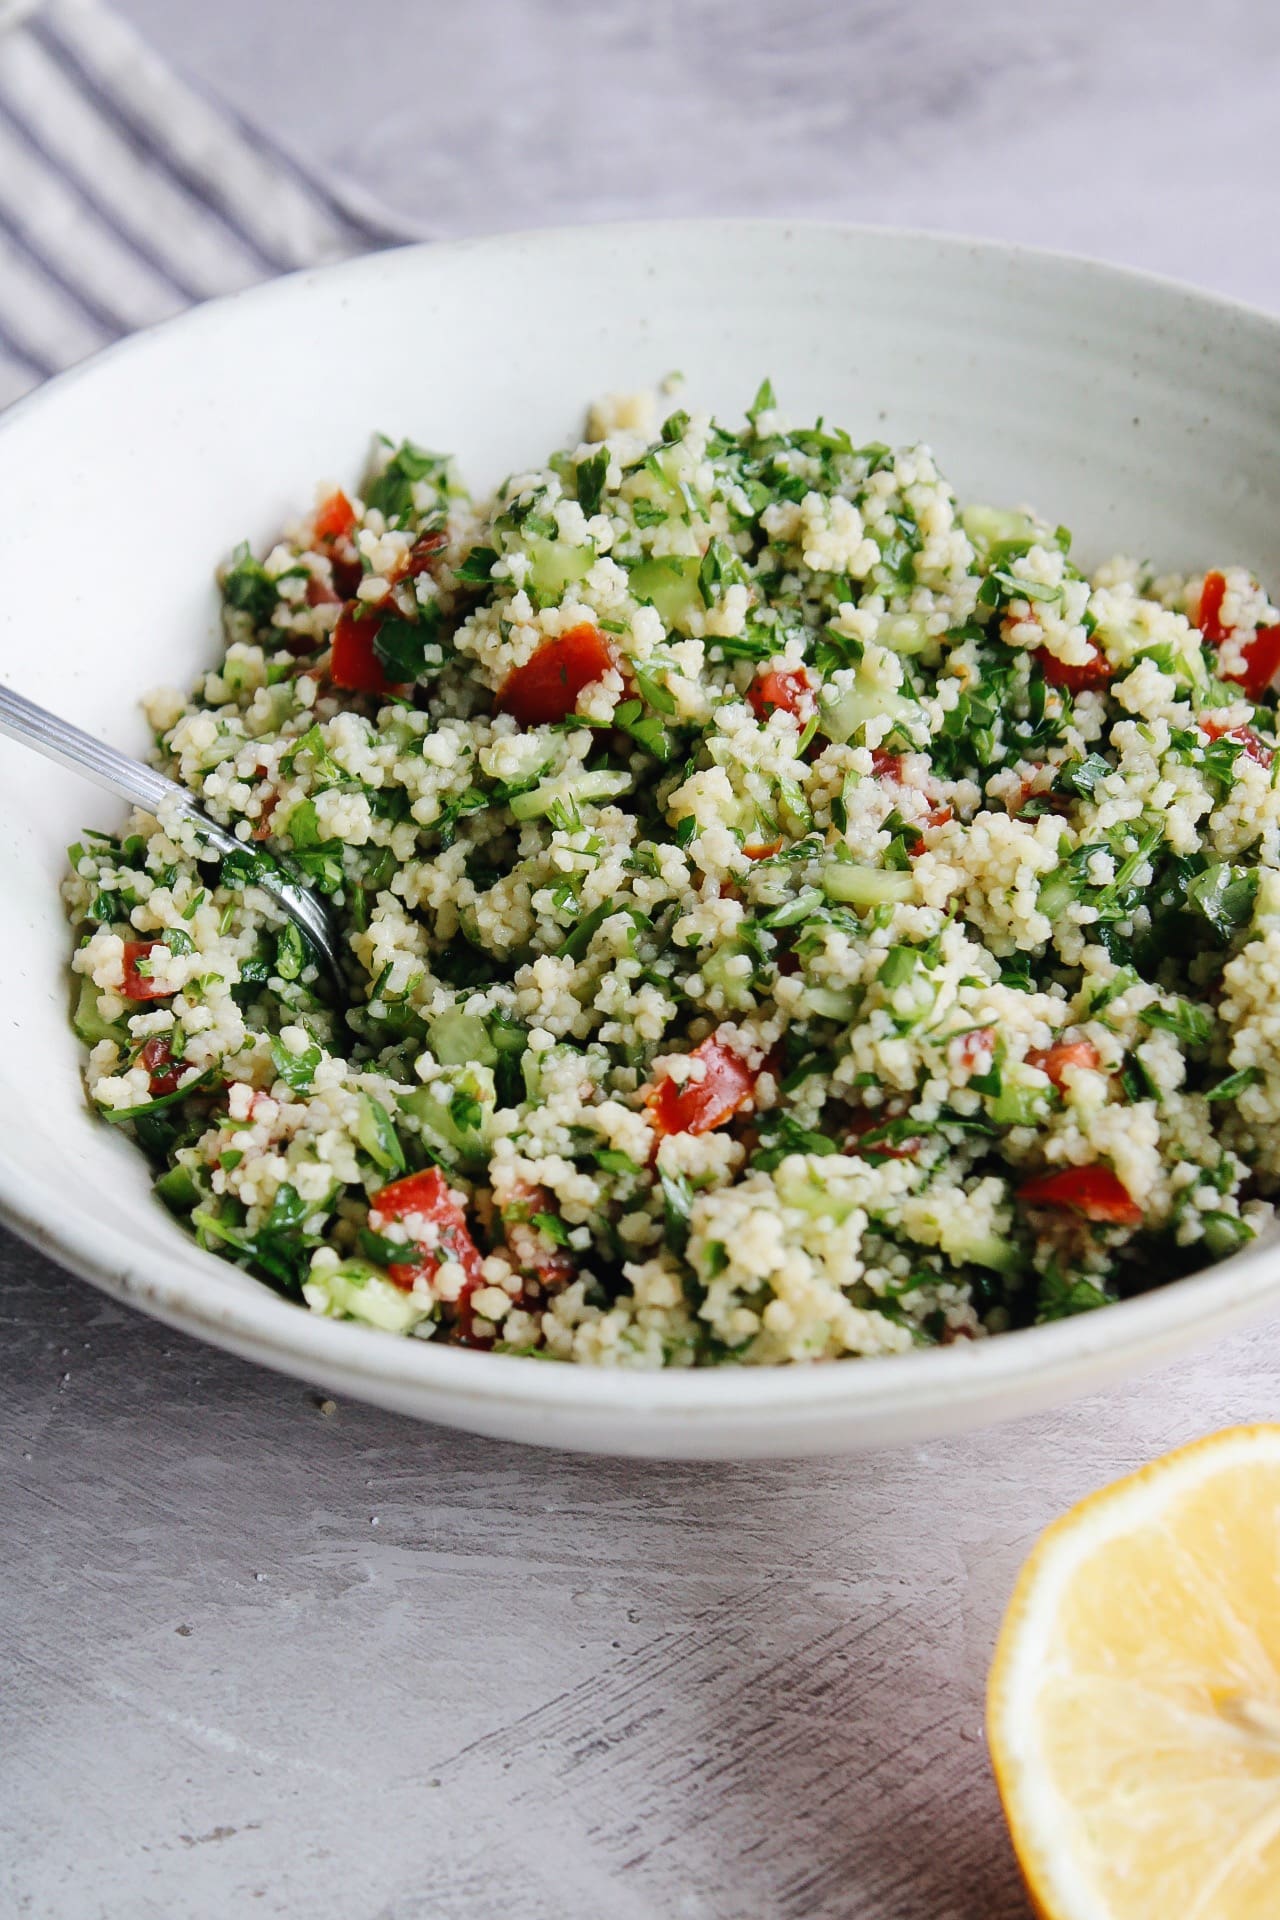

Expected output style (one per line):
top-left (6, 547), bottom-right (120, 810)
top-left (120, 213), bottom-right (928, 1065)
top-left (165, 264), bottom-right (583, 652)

top-left (0, 683), bottom-right (346, 989)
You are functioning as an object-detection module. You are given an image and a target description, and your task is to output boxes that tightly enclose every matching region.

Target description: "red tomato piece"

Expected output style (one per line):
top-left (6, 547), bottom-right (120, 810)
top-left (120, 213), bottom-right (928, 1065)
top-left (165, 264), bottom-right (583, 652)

top-left (314, 490), bottom-right (356, 542)
top-left (870, 749), bottom-right (904, 780)
top-left (496, 624), bottom-right (615, 727)
top-left (370, 1167), bottom-right (486, 1297)
top-left (502, 1181), bottom-right (575, 1291)
top-left (139, 1035), bottom-right (183, 1094)
top-left (955, 1027), bottom-right (996, 1077)
top-left (1194, 573), bottom-right (1280, 698)
top-left (1201, 716), bottom-right (1274, 768)
top-left (330, 550), bottom-right (364, 601)
top-left (121, 939), bottom-right (174, 1001)
top-left (1196, 570), bottom-right (1229, 644)
top-left (1233, 627), bottom-right (1280, 702)
top-left (647, 1036), bottom-right (757, 1138)
top-left (1026, 1039), bottom-right (1102, 1088)
top-left (748, 669), bottom-right (816, 724)
top-left (305, 575), bottom-right (342, 609)
top-left (1016, 1164), bottom-right (1142, 1226)
top-left (1040, 643), bottom-right (1110, 693)
top-left (330, 602), bottom-right (407, 697)
top-left (744, 837), bottom-right (783, 860)
top-left (845, 1112), bottom-right (922, 1160)
top-left (394, 529), bottom-right (449, 581)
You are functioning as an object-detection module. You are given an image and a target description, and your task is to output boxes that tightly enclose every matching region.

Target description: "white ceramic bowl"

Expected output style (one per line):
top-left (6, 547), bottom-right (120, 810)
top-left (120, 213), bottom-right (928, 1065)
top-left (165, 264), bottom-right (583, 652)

top-left (5, 221), bottom-right (1280, 1458)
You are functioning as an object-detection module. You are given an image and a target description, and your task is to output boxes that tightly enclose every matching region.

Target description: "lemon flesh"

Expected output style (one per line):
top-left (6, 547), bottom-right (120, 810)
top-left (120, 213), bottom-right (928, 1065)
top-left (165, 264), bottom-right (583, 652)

top-left (988, 1426), bottom-right (1280, 1920)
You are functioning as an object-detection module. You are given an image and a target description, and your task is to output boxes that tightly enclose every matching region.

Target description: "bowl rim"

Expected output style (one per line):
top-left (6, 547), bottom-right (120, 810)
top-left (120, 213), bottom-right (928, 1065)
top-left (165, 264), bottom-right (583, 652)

top-left (5, 215), bottom-right (1280, 1423)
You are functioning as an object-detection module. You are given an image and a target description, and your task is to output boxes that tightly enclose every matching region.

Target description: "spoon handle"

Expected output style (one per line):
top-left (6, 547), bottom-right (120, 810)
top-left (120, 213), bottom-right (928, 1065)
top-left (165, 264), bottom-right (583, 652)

top-left (0, 682), bottom-right (344, 984)
top-left (0, 681), bottom-right (241, 856)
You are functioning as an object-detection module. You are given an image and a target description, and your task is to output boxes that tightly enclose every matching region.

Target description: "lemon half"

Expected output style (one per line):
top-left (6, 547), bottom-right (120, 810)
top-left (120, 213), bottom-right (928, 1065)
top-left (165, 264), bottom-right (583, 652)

top-left (988, 1425), bottom-right (1280, 1920)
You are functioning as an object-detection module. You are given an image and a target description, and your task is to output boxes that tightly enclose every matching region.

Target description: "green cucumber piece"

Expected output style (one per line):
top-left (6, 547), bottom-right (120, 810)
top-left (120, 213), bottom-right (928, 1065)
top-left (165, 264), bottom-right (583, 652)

top-left (961, 506), bottom-right (1037, 558)
top-left (303, 1260), bottom-right (433, 1334)
top-left (526, 537), bottom-right (594, 602)
top-left (628, 555), bottom-right (702, 629)
top-left (822, 865), bottom-right (916, 908)
top-left (355, 1092), bottom-right (405, 1174)
top-left (816, 676), bottom-right (915, 745)
top-left (71, 975), bottom-right (128, 1047)
top-left (508, 769), bottom-right (632, 820)
top-left (426, 1008), bottom-right (498, 1068)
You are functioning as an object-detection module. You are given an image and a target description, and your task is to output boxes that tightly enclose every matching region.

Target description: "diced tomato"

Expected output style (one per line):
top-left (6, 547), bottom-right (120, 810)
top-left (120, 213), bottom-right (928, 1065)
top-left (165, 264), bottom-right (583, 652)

top-left (954, 1027), bottom-right (996, 1077)
top-left (305, 575), bottom-right (342, 609)
top-left (496, 624), bottom-right (615, 727)
top-left (744, 837), bottom-right (783, 860)
top-left (845, 1112), bottom-right (922, 1160)
top-left (1233, 627), bottom-right (1280, 702)
top-left (121, 939), bottom-right (174, 1001)
top-left (330, 549), bottom-right (364, 601)
top-left (139, 1035), bottom-right (183, 1095)
top-left (1200, 716), bottom-right (1274, 768)
top-left (1026, 1039), bottom-right (1102, 1088)
top-left (394, 529), bottom-right (449, 581)
top-left (1016, 1164), bottom-right (1142, 1226)
top-left (1040, 643), bottom-right (1110, 693)
top-left (251, 791), bottom-right (279, 842)
top-left (646, 1035), bottom-right (757, 1137)
top-left (369, 1167), bottom-right (487, 1299)
top-left (1192, 573), bottom-right (1280, 699)
top-left (1196, 570), bottom-right (1229, 644)
top-left (502, 1181), bottom-right (575, 1291)
top-left (330, 602), bottom-right (407, 697)
top-left (748, 669), bottom-right (816, 724)
top-left (870, 749), bottom-right (904, 780)
top-left (314, 490), bottom-right (356, 542)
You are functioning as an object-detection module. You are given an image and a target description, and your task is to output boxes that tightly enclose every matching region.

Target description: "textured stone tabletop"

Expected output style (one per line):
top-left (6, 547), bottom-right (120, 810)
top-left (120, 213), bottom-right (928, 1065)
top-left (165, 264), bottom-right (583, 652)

top-left (6, 4), bottom-right (1280, 1916)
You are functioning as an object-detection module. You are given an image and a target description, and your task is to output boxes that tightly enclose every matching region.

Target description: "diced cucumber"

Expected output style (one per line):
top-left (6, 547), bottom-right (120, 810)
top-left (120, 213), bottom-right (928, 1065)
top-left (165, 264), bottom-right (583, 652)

top-left (816, 674), bottom-right (915, 745)
top-left (773, 1159), bottom-right (862, 1224)
top-left (945, 1227), bottom-right (1020, 1275)
top-left (875, 612), bottom-right (933, 655)
top-left (913, 1202), bottom-right (1021, 1274)
top-left (1092, 613), bottom-right (1206, 689)
top-left (776, 774), bottom-right (813, 838)
top-left (1036, 867), bottom-right (1077, 923)
top-left (700, 938), bottom-right (759, 1012)
top-left (1202, 1211), bottom-right (1252, 1259)
top-left (526, 536), bottom-right (594, 602)
top-left (222, 651), bottom-right (266, 695)
top-left (804, 984), bottom-right (861, 1021)
top-left (521, 1041), bottom-right (585, 1104)
top-left (989, 1072), bottom-right (1053, 1127)
top-left (628, 556), bottom-right (702, 629)
top-left (509, 769), bottom-right (633, 820)
top-left (303, 1260), bottom-right (433, 1334)
top-left (244, 683), bottom-right (297, 739)
top-left (822, 865), bottom-right (916, 908)
top-left (355, 1092), bottom-right (405, 1174)
top-left (961, 505), bottom-right (1037, 558)
top-left (71, 975), bottom-right (128, 1047)
top-left (426, 1008), bottom-right (498, 1068)
top-left (399, 1065), bottom-right (494, 1172)
top-left (154, 1163), bottom-right (201, 1215)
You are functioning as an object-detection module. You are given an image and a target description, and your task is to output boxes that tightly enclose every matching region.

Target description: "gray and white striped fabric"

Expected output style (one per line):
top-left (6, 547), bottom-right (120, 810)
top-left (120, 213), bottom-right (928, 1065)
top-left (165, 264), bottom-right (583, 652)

top-left (0, 0), bottom-right (414, 410)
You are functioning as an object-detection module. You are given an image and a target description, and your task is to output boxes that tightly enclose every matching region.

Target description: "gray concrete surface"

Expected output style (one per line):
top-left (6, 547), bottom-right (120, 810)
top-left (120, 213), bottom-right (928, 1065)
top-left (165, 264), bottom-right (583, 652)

top-left (6, 3), bottom-right (1280, 1915)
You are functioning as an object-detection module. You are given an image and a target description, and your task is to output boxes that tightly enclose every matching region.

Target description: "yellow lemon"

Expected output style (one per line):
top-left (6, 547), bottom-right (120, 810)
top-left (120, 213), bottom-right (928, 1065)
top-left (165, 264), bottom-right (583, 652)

top-left (987, 1425), bottom-right (1280, 1920)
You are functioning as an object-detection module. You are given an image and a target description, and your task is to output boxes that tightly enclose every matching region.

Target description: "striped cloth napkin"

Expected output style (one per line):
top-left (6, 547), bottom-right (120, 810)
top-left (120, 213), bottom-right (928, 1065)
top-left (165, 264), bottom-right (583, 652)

top-left (0, 0), bottom-right (414, 410)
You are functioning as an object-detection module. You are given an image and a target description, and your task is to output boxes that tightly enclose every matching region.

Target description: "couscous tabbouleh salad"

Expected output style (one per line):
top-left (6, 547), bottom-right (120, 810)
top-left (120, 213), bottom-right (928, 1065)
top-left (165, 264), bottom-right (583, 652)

top-left (64, 384), bottom-right (1280, 1365)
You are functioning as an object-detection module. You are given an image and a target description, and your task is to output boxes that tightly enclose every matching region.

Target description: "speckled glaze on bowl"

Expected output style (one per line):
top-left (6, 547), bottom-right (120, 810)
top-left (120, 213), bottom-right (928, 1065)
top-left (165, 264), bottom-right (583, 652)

top-left (5, 222), bottom-right (1280, 1458)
